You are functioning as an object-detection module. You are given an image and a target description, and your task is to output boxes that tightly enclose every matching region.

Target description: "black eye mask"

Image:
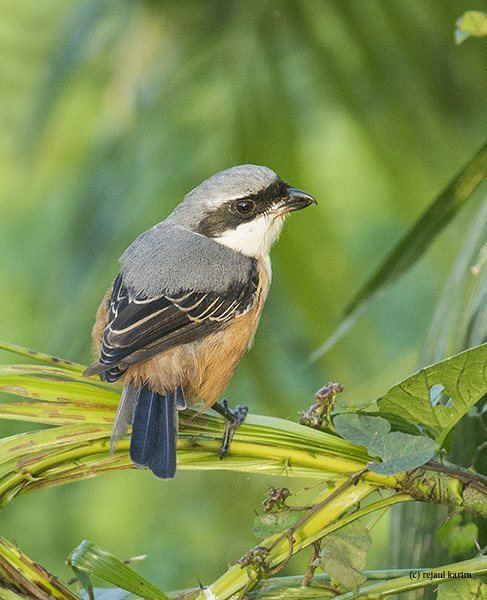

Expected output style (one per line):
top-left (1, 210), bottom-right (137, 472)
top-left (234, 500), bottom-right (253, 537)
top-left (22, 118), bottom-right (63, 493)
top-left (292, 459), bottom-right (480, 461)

top-left (196, 179), bottom-right (288, 238)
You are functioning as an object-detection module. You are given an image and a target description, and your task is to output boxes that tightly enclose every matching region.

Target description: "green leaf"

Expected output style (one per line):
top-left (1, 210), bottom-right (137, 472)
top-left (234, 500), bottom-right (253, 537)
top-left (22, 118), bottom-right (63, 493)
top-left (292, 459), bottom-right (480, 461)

top-left (455, 11), bottom-right (487, 45)
top-left (333, 414), bottom-right (391, 447)
top-left (72, 563), bottom-right (95, 600)
top-left (0, 340), bottom-right (86, 373)
top-left (0, 400), bottom-right (115, 426)
top-left (368, 432), bottom-right (437, 475)
top-left (317, 521), bottom-right (371, 592)
top-left (437, 579), bottom-right (487, 599)
top-left (253, 509), bottom-right (305, 539)
top-left (0, 588), bottom-right (27, 600)
top-left (345, 143), bottom-right (487, 315)
top-left (437, 515), bottom-right (478, 558)
top-left (0, 536), bottom-right (78, 599)
top-left (310, 142), bottom-right (487, 362)
top-left (333, 414), bottom-right (437, 475)
top-left (0, 365), bottom-right (119, 405)
top-left (376, 344), bottom-right (487, 444)
top-left (423, 200), bottom-right (487, 363)
top-left (68, 540), bottom-right (169, 600)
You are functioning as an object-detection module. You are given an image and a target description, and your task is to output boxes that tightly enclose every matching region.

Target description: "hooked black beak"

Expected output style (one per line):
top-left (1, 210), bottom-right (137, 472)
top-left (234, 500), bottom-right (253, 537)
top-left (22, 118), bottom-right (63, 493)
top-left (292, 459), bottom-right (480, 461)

top-left (282, 186), bottom-right (317, 213)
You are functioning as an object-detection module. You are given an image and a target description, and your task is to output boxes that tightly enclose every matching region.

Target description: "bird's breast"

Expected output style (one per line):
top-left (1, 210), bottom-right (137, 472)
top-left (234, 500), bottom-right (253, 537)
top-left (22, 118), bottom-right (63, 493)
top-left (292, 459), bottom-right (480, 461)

top-left (187, 256), bottom-right (271, 407)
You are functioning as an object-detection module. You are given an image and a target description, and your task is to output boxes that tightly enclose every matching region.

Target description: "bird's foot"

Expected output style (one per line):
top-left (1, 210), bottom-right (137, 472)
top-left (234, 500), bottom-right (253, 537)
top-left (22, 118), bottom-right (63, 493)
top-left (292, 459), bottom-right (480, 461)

top-left (214, 399), bottom-right (248, 458)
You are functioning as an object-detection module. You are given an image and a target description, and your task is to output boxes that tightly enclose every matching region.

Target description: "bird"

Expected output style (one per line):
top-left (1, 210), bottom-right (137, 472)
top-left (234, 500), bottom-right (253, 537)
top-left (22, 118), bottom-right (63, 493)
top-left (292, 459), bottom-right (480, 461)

top-left (85, 164), bottom-right (316, 479)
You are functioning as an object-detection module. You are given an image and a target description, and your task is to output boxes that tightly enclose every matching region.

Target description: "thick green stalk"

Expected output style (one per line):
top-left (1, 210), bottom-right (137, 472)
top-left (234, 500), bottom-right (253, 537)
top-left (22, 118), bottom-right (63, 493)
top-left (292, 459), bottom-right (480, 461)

top-left (0, 420), bottom-right (485, 517)
top-left (0, 348), bottom-right (484, 515)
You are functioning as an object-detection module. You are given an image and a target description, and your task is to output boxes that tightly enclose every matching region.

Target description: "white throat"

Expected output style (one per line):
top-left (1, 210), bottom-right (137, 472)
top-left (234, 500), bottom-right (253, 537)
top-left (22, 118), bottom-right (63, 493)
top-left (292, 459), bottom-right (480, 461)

top-left (213, 213), bottom-right (285, 258)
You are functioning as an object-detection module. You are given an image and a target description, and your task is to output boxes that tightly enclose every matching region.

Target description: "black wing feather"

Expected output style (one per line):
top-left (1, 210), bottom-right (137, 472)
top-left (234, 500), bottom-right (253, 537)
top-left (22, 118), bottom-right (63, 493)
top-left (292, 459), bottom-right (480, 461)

top-left (92, 266), bottom-right (259, 382)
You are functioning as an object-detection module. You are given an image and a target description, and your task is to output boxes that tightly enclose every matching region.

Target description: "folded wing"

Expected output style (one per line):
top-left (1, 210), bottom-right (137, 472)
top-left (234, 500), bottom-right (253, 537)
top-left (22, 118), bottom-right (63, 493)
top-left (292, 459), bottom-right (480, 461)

top-left (87, 266), bottom-right (259, 382)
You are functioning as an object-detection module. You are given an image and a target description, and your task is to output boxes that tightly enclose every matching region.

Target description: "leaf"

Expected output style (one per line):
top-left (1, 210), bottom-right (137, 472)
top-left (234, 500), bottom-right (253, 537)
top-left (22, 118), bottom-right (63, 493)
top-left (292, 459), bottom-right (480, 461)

top-left (0, 587), bottom-right (27, 600)
top-left (0, 365), bottom-right (119, 406)
top-left (68, 540), bottom-right (169, 600)
top-left (0, 424), bottom-right (133, 507)
top-left (376, 344), bottom-right (487, 444)
top-left (333, 414), bottom-right (437, 475)
top-left (455, 11), bottom-right (487, 45)
top-left (0, 340), bottom-right (86, 373)
top-left (345, 142), bottom-right (487, 315)
top-left (369, 433), bottom-right (438, 475)
top-left (437, 579), bottom-right (487, 599)
top-left (437, 515), bottom-right (478, 558)
top-left (253, 509), bottom-right (305, 539)
top-left (423, 200), bottom-right (487, 363)
top-left (317, 521), bottom-right (371, 592)
top-left (310, 142), bottom-right (487, 361)
top-left (0, 360), bottom-right (116, 427)
top-left (0, 536), bottom-right (78, 599)
top-left (0, 400), bottom-right (115, 426)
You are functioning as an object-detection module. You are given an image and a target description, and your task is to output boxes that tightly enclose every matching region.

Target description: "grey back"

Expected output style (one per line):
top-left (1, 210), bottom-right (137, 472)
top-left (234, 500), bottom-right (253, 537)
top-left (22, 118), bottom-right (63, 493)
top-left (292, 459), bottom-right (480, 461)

top-left (121, 222), bottom-right (254, 297)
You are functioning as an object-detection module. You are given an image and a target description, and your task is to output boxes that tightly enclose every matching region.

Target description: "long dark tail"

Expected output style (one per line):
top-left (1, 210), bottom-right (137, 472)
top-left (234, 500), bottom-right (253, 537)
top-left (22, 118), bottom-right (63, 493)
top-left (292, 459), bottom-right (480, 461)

top-left (129, 384), bottom-right (178, 479)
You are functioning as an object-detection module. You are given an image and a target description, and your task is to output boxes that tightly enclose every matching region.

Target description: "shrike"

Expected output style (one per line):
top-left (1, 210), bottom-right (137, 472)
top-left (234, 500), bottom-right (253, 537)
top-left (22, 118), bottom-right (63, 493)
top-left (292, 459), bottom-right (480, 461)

top-left (86, 165), bottom-right (316, 478)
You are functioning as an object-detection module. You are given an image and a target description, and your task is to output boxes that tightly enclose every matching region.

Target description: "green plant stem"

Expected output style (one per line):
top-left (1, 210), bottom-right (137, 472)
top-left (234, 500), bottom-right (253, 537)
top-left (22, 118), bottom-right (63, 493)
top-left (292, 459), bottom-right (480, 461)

top-left (249, 569), bottom-right (428, 592)
top-left (0, 348), bottom-right (485, 515)
top-left (0, 419), bottom-right (485, 516)
top-left (195, 489), bottom-right (411, 600)
top-left (306, 493), bottom-right (412, 539)
top-left (197, 480), bottom-right (376, 600)
top-left (0, 350), bottom-right (485, 599)
top-left (335, 555), bottom-right (487, 599)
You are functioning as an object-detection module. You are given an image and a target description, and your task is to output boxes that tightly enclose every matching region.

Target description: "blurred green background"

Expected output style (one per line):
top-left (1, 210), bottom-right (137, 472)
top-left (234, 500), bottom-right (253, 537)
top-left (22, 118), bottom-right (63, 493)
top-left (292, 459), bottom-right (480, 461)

top-left (0, 0), bottom-right (486, 593)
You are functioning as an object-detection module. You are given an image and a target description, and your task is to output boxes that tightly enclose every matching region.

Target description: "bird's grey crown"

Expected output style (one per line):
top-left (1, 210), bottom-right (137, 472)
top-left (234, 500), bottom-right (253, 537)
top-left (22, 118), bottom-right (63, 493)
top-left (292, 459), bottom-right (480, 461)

top-left (121, 222), bottom-right (255, 297)
top-left (167, 164), bottom-right (280, 230)
top-left (186, 164), bottom-right (279, 204)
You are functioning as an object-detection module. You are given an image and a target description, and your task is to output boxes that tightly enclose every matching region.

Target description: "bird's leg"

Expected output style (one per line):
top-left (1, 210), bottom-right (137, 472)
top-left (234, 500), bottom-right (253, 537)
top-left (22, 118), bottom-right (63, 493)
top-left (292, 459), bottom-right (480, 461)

top-left (213, 399), bottom-right (248, 458)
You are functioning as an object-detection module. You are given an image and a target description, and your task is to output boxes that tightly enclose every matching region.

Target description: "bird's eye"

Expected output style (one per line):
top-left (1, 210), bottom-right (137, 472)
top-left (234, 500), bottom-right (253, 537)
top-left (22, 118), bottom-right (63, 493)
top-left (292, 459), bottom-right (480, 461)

top-left (234, 199), bottom-right (256, 216)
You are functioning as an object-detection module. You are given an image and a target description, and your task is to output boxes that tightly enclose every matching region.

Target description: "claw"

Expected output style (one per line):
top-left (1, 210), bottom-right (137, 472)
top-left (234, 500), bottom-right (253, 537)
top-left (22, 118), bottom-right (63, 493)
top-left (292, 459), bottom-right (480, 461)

top-left (217, 402), bottom-right (248, 458)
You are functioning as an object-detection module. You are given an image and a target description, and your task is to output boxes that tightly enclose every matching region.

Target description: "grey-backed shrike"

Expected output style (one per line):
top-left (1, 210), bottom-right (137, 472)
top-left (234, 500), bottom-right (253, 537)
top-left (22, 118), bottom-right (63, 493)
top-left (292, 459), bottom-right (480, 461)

top-left (86, 165), bottom-right (316, 478)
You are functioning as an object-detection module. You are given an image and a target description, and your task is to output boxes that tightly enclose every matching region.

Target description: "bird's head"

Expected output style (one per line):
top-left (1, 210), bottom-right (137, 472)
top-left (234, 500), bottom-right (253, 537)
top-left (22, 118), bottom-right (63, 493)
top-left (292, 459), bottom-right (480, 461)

top-left (168, 164), bottom-right (316, 258)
